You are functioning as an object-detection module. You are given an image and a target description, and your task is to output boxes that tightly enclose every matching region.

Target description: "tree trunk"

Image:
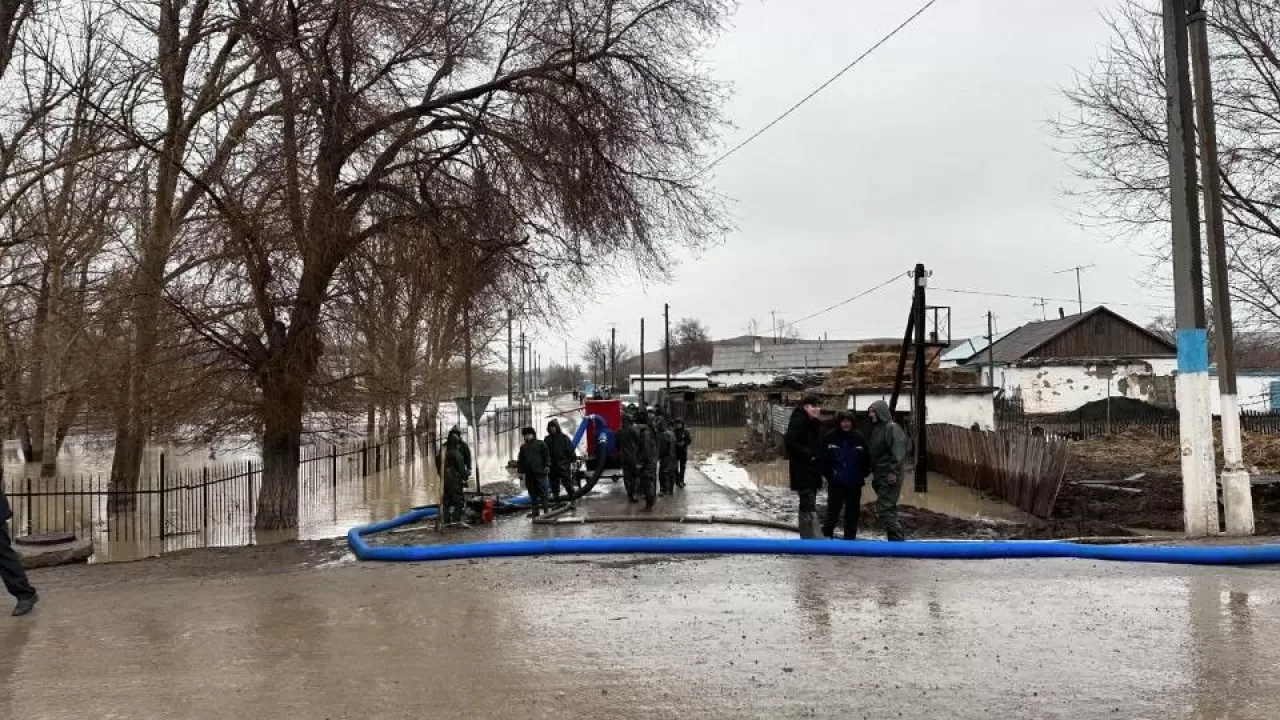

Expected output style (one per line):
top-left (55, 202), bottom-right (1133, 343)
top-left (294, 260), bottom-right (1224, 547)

top-left (108, 427), bottom-right (145, 512)
top-left (256, 409), bottom-right (302, 534)
top-left (365, 405), bottom-right (374, 436)
top-left (403, 397), bottom-right (416, 456)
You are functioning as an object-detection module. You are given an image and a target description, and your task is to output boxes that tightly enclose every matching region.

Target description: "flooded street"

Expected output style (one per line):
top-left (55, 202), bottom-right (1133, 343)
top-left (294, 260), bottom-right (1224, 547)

top-left (5, 407), bottom-right (1280, 718)
top-left (8, 519), bottom-right (1280, 718)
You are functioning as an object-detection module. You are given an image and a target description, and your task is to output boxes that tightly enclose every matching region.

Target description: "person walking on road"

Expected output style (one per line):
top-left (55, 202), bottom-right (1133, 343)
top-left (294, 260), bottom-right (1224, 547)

top-left (436, 427), bottom-right (471, 524)
top-left (545, 420), bottom-right (577, 503)
top-left (617, 411), bottom-right (641, 502)
top-left (0, 485), bottom-right (38, 616)
top-left (518, 427), bottom-right (551, 518)
top-left (784, 395), bottom-right (825, 539)
top-left (658, 419), bottom-right (678, 495)
top-left (633, 411), bottom-right (660, 511)
top-left (673, 418), bottom-right (692, 488)
top-left (866, 400), bottom-right (908, 541)
top-left (822, 411), bottom-right (870, 539)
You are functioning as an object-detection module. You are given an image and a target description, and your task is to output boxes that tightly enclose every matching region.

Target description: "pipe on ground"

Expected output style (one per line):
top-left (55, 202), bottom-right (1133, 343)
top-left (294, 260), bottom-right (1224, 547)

top-left (534, 514), bottom-right (798, 533)
top-left (347, 507), bottom-right (1280, 566)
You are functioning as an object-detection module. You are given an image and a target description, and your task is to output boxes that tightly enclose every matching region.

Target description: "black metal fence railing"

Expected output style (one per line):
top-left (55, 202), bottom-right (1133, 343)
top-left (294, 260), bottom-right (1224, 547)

top-left (491, 405), bottom-right (533, 434)
top-left (2, 433), bottom-right (417, 561)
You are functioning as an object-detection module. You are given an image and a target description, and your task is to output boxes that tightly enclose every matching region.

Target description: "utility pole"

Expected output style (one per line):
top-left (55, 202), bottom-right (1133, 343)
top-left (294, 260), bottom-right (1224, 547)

top-left (985, 311), bottom-right (996, 388)
top-left (464, 305), bottom-right (479, 491)
top-left (640, 317), bottom-right (646, 405)
top-left (664, 303), bottom-right (672, 400)
top-left (564, 339), bottom-right (570, 392)
top-left (506, 311), bottom-right (513, 409)
top-left (1054, 264), bottom-right (1095, 315)
top-left (609, 325), bottom-right (617, 392)
top-left (519, 331), bottom-right (526, 404)
top-left (1163, 0), bottom-right (1218, 537)
top-left (1190, 0), bottom-right (1252, 535)
top-left (912, 263), bottom-right (928, 494)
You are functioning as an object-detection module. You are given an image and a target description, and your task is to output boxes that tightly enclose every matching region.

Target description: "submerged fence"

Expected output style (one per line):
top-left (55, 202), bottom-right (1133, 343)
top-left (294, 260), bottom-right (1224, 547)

top-left (2, 432), bottom-right (431, 561)
top-left (926, 424), bottom-right (1071, 518)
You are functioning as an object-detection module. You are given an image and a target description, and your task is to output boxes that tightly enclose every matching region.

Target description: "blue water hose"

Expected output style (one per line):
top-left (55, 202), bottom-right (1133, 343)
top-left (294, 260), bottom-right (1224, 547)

top-left (347, 504), bottom-right (1280, 566)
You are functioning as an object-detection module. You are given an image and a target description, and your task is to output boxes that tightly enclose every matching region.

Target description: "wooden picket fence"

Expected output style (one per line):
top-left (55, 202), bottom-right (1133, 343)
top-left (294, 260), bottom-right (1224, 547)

top-left (926, 424), bottom-right (1071, 518)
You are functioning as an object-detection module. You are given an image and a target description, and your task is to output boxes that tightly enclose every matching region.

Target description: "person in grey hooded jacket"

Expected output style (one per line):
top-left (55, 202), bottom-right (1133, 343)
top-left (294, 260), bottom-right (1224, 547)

top-left (866, 400), bottom-right (908, 541)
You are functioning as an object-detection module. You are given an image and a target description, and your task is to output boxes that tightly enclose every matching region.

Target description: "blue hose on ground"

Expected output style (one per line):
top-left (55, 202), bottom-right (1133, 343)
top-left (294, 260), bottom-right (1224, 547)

top-left (347, 505), bottom-right (1280, 566)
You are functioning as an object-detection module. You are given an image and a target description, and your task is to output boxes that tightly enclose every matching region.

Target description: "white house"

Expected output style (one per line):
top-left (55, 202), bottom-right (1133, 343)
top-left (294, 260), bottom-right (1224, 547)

top-left (961, 307), bottom-right (1178, 414)
top-left (1204, 368), bottom-right (1280, 415)
top-left (845, 388), bottom-right (997, 430)
top-left (627, 371), bottom-right (710, 405)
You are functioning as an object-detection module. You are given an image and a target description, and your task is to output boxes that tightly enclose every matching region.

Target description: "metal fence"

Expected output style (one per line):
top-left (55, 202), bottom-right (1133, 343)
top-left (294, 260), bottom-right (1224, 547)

top-left (2, 433), bottom-right (419, 561)
top-left (995, 397), bottom-right (1280, 440)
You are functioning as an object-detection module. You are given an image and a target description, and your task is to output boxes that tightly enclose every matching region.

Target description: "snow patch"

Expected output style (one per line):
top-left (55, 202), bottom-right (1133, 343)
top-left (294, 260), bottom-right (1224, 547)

top-left (698, 452), bottom-right (756, 493)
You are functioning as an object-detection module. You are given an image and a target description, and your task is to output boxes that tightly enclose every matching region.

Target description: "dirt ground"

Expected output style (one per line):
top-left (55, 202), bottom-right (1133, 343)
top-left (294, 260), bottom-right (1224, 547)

top-left (1059, 430), bottom-right (1280, 534)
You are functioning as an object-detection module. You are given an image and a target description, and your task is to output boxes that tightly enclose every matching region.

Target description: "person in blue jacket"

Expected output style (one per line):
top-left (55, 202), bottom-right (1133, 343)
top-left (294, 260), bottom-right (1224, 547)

top-left (821, 410), bottom-right (870, 539)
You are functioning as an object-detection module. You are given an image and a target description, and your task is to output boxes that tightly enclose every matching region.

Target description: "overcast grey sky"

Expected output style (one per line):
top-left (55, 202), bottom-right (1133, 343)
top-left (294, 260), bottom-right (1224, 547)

top-left (531, 0), bottom-right (1172, 367)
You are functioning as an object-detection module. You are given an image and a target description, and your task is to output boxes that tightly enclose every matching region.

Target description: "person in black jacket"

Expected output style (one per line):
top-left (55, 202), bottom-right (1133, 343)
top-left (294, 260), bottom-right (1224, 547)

top-left (633, 411), bottom-right (660, 511)
top-left (822, 411), bottom-right (870, 539)
top-left (0, 485), bottom-right (38, 616)
top-left (673, 418), bottom-right (692, 488)
top-left (517, 427), bottom-right (551, 517)
top-left (616, 412), bottom-right (641, 502)
top-left (784, 395), bottom-right (825, 539)
top-left (545, 420), bottom-right (577, 502)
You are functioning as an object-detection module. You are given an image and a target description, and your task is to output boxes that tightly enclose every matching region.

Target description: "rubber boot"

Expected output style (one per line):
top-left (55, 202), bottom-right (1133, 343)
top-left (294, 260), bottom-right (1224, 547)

top-left (798, 512), bottom-right (817, 539)
top-left (820, 524), bottom-right (834, 539)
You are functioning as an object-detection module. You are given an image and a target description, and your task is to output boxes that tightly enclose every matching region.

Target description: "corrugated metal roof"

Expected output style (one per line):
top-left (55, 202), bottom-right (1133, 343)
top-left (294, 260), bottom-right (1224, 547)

top-left (711, 341), bottom-right (862, 373)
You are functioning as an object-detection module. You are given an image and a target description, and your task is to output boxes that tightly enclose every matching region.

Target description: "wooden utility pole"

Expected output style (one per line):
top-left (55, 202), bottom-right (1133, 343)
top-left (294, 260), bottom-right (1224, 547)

top-left (1189, 0), bottom-right (1252, 535)
top-left (609, 325), bottom-right (617, 392)
top-left (912, 263), bottom-right (928, 493)
top-left (664, 303), bottom-right (672, 399)
top-left (1162, 0), bottom-right (1217, 537)
top-left (985, 311), bottom-right (996, 388)
top-left (639, 318), bottom-right (646, 404)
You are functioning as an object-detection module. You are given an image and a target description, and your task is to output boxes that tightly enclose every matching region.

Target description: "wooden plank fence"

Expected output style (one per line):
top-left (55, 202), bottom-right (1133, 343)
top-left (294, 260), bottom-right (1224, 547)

top-left (926, 424), bottom-right (1071, 518)
top-left (666, 399), bottom-right (746, 427)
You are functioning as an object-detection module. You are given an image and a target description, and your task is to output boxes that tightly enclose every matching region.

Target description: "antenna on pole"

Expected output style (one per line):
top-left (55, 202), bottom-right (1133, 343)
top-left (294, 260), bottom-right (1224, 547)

top-left (1032, 298), bottom-right (1049, 321)
top-left (1054, 264), bottom-right (1095, 315)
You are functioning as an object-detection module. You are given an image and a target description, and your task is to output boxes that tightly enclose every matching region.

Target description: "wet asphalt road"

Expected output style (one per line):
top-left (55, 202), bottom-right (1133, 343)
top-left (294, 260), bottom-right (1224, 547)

top-left (5, 440), bottom-right (1280, 717)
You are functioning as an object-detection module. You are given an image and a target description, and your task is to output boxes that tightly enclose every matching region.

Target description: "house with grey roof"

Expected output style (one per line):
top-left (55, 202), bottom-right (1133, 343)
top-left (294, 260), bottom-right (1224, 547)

top-left (960, 306), bottom-right (1177, 413)
top-left (709, 337), bottom-right (896, 387)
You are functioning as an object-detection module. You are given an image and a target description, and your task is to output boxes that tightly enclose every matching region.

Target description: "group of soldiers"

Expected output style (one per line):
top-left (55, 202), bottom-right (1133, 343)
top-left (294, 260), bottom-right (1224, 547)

top-left (516, 420), bottom-right (582, 517)
top-left (615, 405), bottom-right (691, 511)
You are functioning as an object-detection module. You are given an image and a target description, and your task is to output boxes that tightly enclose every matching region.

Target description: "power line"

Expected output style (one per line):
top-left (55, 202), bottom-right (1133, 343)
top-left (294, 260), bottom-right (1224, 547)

top-left (781, 273), bottom-right (906, 332)
top-left (701, 0), bottom-right (941, 174)
top-left (931, 286), bottom-right (1172, 312)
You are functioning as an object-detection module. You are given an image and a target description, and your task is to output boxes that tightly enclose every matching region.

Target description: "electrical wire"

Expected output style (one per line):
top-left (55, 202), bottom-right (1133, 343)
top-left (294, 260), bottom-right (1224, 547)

top-left (779, 273), bottom-right (905, 333)
top-left (700, 0), bottom-right (942, 174)
top-left (931, 286), bottom-right (1173, 312)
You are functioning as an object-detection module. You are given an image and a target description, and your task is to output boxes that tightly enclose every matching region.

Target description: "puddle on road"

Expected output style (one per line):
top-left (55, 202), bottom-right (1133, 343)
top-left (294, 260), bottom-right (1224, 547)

top-left (701, 451), bottom-right (1027, 522)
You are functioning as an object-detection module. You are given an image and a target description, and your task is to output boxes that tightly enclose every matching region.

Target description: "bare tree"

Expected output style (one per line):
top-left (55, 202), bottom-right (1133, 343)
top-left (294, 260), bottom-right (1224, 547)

top-left (1056, 0), bottom-right (1280, 334)
top-left (670, 317), bottom-right (711, 370)
top-left (168, 0), bottom-right (728, 529)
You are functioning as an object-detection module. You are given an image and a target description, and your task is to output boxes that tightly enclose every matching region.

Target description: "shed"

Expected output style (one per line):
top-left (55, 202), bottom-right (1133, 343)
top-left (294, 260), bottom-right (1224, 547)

top-left (963, 307), bottom-right (1177, 413)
